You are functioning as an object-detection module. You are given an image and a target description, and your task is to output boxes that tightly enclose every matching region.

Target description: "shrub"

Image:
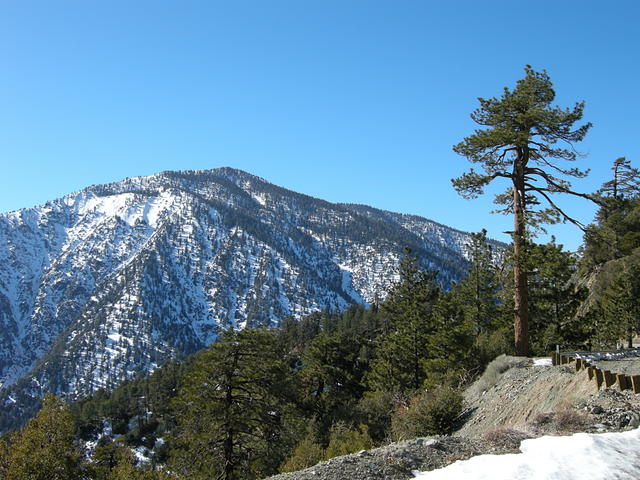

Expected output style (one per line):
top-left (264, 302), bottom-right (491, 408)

top-left (555, 408), bottom-right (588, 432)
top-left (483, 427), bottom-right (532, 449)
top-left (530, 407), bottom-right (588, 432)
top-left (390, 387), bottom-right (464, 441)
top-left (280, 422), bottom-right (374, 472)
top-left (324, 423), bottom-right (373, 460)
top-left (279, 435), bottom-right (325, 473)
top-left (356, 390), bottom-right (404, 443)
top-left (531, 412), bottom-right (554, 427)
top-left (470, 354), bottom-right (522, 395)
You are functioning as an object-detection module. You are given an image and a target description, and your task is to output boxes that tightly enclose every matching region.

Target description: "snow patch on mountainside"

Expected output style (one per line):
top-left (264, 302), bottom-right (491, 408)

top-left (338, 264), bottom-right (365, 304)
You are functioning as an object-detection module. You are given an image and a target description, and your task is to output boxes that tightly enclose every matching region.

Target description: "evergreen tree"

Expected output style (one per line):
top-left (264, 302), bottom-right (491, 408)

top-left (300, 332), bottom-right (367, 431)
top-left (452, 66), bottom-right (593, 355)
top-left (4, 395), bottom-right (85, 480)
top-left (107, 448), bottom-right (141, 480)
top-left (601, 257), bottom-right (640, 348)
top-left (91, 437), bottom-right (122, 480)
top-left (105, 446), bottom-right (174, 480)
top-left (445, 230), bottom-right (512, 370)
top-left (527, 239), bottom-right (587, 354)
top-left (453, 230), bottom-right (501, 334)
top-left (583, 158), bottom-right (640, 268)
top-left (597, 157), bottom-right (640, 201)
top-left (578, 158), bottom-right (640, 346)
top-left (366, 252), bottom-right (440, 393)
top-left (425, 292), bottom-right (476, 385)
top-left (169, 329), bottom-right (299, 480)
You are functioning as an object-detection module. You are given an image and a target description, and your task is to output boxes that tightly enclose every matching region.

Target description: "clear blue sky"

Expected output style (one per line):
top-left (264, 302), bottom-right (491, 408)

top-left (2, 1), bottom-right (639, 251)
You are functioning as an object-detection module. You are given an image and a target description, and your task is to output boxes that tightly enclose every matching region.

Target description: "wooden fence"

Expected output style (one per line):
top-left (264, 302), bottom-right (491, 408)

top-left (552, 352), bottom-right (640, 393)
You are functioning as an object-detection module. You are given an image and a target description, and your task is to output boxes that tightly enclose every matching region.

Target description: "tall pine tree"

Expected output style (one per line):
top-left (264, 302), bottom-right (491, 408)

top-left (366, 252), bottom-right (440, 393)
top-left (452, 66), bottom-right (593, 355)
top-left (170, 329), bottom-right (298, 480)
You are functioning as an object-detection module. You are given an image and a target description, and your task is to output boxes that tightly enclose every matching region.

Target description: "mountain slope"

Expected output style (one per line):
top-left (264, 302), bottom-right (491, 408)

top-left (0, 167), bottom-right (499, 431)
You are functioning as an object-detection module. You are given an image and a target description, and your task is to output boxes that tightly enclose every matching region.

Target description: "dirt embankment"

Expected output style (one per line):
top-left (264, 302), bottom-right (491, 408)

top-left (458, 357), bottom-right (640, 438)
top-left (457, 359), bottom-right (595, 437)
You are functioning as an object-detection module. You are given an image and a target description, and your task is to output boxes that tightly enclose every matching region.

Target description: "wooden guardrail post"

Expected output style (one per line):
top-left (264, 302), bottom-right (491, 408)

top-left (616, 374), bottom-right (630, 391)
top-left (557, 351), bottom-right (640, 395)
top-left (604, 370), bottom-right (616, 388)
top-left (595, 368), bottom-right (604, 390)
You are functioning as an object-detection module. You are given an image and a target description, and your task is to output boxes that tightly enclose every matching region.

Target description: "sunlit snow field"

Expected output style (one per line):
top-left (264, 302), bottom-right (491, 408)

top-left (414, 428), bottom-right (640, 480)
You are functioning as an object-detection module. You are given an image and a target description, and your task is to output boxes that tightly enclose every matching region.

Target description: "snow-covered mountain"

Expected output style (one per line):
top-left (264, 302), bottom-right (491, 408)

top-left (0, 167), bottom-right (496, 431)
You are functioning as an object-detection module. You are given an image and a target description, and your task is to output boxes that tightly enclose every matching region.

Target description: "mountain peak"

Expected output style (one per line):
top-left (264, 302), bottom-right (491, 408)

top-left (0, 168), bottom-right (487, 432)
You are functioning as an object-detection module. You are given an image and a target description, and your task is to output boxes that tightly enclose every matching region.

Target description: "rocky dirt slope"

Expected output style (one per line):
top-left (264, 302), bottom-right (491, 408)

top-left (266, 357), bottom-right (640, 480)
top-left (459, 357), bottom-right (640, 437)
top-left (266, 437), bottom-right (516, 480)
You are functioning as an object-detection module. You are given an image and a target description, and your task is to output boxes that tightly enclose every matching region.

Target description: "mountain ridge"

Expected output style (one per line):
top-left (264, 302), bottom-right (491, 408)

top-left (0, 166), bottom-right (502, 432)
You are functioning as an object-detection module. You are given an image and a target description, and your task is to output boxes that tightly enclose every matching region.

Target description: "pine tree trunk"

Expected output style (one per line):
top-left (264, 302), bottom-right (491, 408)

top-left (513, 161), bottom-right (530, 357)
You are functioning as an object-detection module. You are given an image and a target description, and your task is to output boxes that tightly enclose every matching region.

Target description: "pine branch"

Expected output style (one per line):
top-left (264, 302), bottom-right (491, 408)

top-left (528, 186), bottom-right (587, 230)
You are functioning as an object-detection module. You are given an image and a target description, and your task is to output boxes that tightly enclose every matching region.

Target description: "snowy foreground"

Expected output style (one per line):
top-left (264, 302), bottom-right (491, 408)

top-left (414, 428), bottom-right (640, 480)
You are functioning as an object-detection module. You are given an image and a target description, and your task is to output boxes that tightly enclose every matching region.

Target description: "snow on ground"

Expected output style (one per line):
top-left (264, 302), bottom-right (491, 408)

top-left (413, 428), bottom-right (640, 480)
top-left (133, 446), bottom-right (151, 464)
top-left (575, 349), bottom-right (640, 362)
top-left (533, 358), bottom-right (552, 367)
